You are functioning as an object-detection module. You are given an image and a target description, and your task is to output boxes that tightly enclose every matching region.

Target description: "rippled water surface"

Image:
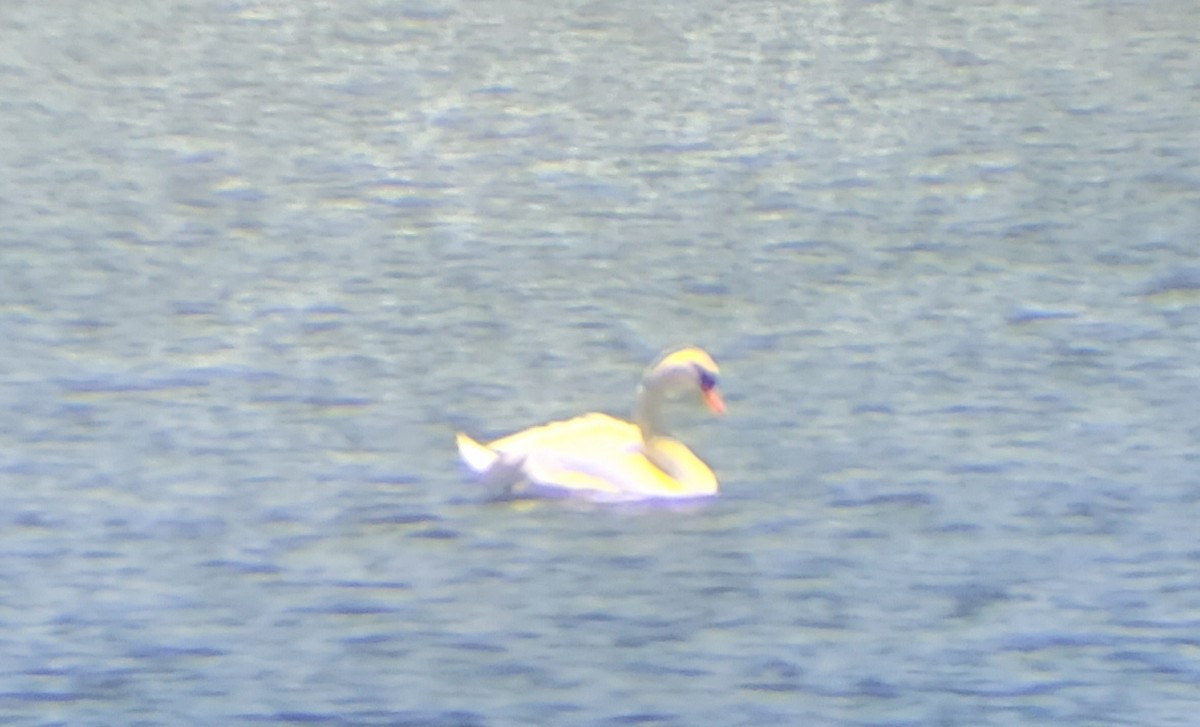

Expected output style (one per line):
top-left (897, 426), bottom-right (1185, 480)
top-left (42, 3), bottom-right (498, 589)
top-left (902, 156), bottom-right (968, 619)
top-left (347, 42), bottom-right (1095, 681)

top-left (2, 1), bottom-right (1200, 724)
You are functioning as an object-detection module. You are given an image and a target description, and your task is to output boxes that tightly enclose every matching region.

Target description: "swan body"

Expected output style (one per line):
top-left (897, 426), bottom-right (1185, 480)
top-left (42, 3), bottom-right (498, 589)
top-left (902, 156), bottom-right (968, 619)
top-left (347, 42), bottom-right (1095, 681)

top-left (455, 347), bottom-right (725, 502)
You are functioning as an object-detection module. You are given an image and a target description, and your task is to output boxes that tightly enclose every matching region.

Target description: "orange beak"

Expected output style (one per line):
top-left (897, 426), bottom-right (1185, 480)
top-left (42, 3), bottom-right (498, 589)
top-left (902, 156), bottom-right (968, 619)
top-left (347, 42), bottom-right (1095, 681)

top-left (702, 387), bottom-right (726, 415)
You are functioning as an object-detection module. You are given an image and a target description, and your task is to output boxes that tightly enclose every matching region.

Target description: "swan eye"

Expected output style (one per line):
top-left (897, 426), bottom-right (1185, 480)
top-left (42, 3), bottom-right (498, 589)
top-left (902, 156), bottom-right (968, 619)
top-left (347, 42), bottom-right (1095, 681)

top-left (698, 370), bottom-right (717, 391)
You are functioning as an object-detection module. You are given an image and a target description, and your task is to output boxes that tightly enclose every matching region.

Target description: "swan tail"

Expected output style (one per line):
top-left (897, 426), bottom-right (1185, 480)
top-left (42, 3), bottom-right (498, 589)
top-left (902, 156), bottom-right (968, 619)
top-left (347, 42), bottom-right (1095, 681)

top-left (456, 433), bottom-right (527, 490)
top-left (456, 433), bottom-right (498, 473)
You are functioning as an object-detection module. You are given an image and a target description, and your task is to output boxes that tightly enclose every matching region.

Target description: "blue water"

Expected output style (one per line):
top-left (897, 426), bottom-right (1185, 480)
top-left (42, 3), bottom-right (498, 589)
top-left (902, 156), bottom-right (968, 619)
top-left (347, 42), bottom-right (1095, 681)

top-left (2, 1), bottom-right (1200, 724)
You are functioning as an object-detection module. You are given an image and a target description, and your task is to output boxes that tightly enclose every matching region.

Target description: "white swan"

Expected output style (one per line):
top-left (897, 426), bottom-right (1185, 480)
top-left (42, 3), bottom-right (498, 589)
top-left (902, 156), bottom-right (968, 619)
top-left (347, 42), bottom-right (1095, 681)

top-left (456, 346), bottom-right (725, 501)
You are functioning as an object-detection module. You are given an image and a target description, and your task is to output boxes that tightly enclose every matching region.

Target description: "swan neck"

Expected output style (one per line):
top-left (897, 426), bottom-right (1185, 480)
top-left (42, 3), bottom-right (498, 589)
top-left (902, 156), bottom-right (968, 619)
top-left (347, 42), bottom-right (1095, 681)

top-left (634, 377), bottom-right (668, 442)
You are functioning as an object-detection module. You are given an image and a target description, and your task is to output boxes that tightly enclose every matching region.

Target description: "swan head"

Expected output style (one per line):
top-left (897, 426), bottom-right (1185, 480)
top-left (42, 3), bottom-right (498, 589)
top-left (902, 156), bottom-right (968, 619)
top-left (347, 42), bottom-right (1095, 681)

top-left (643, 346), bottom-right (726, 415)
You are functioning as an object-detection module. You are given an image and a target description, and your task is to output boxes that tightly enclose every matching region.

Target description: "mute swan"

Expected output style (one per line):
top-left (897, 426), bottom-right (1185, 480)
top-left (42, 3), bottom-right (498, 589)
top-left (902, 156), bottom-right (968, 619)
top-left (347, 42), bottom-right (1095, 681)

top-left (455, 346), bottom-right (725, 502)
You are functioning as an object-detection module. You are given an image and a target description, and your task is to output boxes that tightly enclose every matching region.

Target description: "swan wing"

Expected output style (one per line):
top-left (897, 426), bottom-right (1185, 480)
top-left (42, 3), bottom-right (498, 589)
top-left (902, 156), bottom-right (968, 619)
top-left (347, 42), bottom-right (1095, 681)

top-left (489, 413), bottom-right (640, 459)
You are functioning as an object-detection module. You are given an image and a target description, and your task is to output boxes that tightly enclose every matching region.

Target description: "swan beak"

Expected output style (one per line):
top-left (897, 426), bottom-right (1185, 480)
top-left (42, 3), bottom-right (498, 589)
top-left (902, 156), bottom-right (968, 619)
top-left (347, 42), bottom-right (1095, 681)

top-left (702, 387), bottom-right (726, 415)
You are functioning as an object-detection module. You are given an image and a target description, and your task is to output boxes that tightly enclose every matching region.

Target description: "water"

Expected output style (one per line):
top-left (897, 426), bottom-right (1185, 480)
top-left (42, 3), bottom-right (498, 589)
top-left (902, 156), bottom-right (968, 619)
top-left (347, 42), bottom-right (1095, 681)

top-left (2, 0), bottom-right (1199, 724)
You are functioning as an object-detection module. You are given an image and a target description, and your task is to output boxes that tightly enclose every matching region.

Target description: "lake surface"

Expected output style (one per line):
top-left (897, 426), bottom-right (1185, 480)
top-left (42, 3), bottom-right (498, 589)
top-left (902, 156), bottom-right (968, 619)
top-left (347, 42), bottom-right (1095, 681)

top-left (2, 1), bottom-right (1199, 724)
